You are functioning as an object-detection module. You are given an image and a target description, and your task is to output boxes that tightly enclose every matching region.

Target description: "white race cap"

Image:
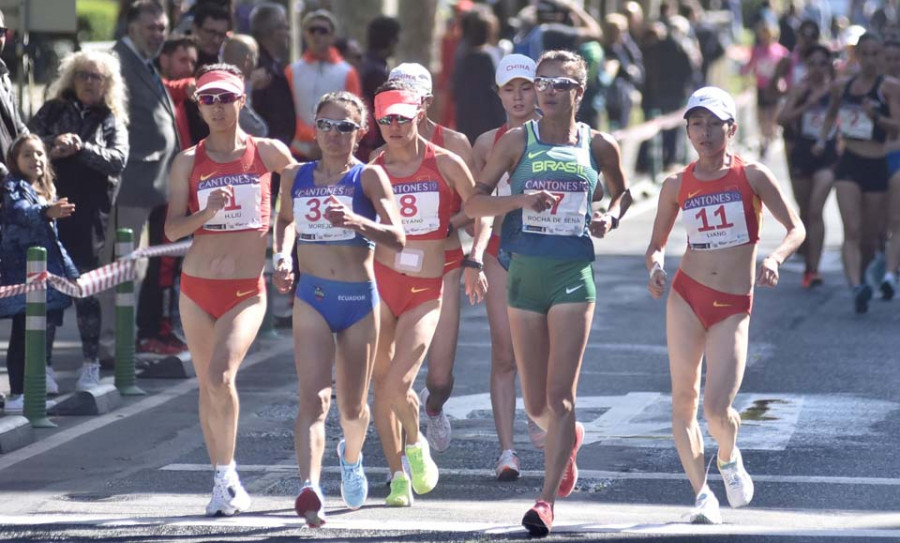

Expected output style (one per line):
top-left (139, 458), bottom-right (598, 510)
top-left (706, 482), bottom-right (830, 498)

top-left (683, 86), bottom-right (736, 122)
top-left (495, 54), bottom-right (536, 87)
top-left (388, 62), bottom-right (432, 96)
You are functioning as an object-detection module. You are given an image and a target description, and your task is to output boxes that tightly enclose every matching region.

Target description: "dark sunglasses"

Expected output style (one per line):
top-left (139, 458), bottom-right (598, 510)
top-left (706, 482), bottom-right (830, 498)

top-left (307, 25), bottom-right (332, 35)
top-left (376, 115), bottom-right (414, 126)
top-left (75, 71), bottom-right (106, 83)
top-left (534, 76), bottom-right (581, 93)
top-left (196, 92), bottom-right (242, 105)
top-left (316, 118), bottom-right (360, 133)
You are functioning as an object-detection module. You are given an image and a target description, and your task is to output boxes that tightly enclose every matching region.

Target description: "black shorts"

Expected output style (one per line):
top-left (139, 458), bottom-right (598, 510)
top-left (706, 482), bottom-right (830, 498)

top-left (790, 139), bottom-right (838, 178)
top-left (834, 149), bottom-right (889, 192)
top-left (756, 87), bottom-right (779, 108)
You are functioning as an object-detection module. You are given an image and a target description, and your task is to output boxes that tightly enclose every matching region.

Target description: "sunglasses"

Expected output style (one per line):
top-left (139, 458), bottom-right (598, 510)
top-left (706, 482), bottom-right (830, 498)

top-left (534, 76), bottom-right (581, 93)
top-left (196, 92), bottom-right (242, 105)
top-left (316, 118), bottom-right (360, 133)
top-left (75, 71), bottom-right (106, 83)
top-left (376, 115), bottom-right (414, 126)
top-left (307, 26), bottom-right (332, 35)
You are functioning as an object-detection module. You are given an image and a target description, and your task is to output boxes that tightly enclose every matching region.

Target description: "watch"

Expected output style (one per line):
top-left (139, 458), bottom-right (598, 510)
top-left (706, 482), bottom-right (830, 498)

top-left (607, 215), bottom-right (619, 229)
top-left (461, 258), bottom-right (483, 270)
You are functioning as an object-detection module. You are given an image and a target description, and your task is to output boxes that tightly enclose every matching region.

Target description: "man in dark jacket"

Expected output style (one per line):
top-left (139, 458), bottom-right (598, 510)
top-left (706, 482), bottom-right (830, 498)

top-left (0, 9), bottom-right (29, 177)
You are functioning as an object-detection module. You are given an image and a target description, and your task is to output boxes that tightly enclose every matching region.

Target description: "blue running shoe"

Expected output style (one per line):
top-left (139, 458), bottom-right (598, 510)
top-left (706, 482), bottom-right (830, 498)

top-left (337, 439), bottom-right (368, 509)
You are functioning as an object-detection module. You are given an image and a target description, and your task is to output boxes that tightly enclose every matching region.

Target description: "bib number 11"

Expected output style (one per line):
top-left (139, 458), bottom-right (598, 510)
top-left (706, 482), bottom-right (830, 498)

top-left (695, 205), bottom-right (733, 232)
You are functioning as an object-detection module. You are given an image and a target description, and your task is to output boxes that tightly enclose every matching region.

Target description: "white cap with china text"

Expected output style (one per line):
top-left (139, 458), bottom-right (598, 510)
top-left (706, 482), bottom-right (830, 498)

top-left (683, 86), bottom-right (736, 122)
top-left (495, 54), bottom-right (536, 87)
top-left (388, 63), bottom-right (433, 96)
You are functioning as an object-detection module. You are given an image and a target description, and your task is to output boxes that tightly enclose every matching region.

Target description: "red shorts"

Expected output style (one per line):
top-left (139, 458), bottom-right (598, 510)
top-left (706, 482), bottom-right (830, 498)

top-left (181, 273), bottom-right (266, 319)
top-left (374, 260), bottom-right (443, 316)
top-left (486, 234), bottom-right (501, 259)
top-left (444, 246), bottom-right (464, 275)
top-left (671, 270), bottom-right (752, 330)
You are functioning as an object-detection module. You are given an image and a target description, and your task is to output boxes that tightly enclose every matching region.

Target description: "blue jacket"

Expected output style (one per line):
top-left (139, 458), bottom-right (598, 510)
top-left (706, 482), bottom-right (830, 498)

top-left (0, 175), bottom-right (78, 317)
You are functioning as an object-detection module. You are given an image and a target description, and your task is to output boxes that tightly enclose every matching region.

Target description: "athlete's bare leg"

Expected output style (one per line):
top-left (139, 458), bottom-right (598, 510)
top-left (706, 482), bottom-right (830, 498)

top-left (806, 169), bottom-right (834, 274)
top-left (835, 181), bottom-right (864, 285)
top-left (703, 314), bottom-right (750, 465)
top-left (886, 171), bottom-right (900, 275)
top-left (372, 304), bottom-right (403, 474)
top-left (861, 191), bottom-right (888, 275)
top-left (334, 310), bottom-right (378, 465)
top-left (181, 292), bottom-right (266, 467)
top-left (485, 256), bottom-right (516, 451)
top-left (424, 268), bottom-right (462, 412)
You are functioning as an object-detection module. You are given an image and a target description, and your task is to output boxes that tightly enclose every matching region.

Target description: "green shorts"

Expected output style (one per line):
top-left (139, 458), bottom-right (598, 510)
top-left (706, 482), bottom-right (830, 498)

top-left (507, 254), bottom-right (596, 314)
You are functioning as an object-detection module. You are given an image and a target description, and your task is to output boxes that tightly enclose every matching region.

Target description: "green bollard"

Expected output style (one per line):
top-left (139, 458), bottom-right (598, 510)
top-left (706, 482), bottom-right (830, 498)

top-left (114, 229), bottom-right (145, 396)
top-left (24, 247), bottom-right (55, 428)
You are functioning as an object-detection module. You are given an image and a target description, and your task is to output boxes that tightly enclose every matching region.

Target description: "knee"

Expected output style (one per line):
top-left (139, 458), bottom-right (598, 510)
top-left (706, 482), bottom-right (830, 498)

top-left (808, 207), bottom-right (824, 225)
top-left (491, 346), bottom-right (516, 376)
top-left (523, 395), bottom-right (546, 421)
top-left (299, 389), bottom-right (331, 421)
top-left (671, 389), bottom-right (700, 423)
top-left (702, 400), bottom-right (735, 429)
top-left (339, 401), bottom-right (369, 424)
top-left (204, 367), bottom-right (236, 397)
top-left (843, 224), bottom-right (861, 242)
top-left (425, 372), bottom-right (453, 395)
top-left (545, 391), bottom-right (575, 419)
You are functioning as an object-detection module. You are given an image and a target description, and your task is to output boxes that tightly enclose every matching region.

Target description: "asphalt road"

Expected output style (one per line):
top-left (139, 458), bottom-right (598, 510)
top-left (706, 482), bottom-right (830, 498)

top-left (1, 140), bottom-right (899, 542)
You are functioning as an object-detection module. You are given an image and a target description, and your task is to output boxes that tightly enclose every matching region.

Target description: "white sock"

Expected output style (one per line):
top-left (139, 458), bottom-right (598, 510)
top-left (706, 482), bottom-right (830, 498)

top-left (215, 461), bottom-right (236, 480)
top-left (884, 272), bottom-right (896, 284)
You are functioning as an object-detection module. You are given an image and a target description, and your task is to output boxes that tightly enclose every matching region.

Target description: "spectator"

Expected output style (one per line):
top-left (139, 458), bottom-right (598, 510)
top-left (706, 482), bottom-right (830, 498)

top-left (249, 2), bottom-right (294, 148)
top-left (513, 0), bottom-right (602, 60)
top-left (622, 1), bottom-right (644, 45)
top-left (158, 35), bottom-right (199, 148)
top-left (285, 9), bottom-right (361, 160)
top-left (0, 9), bottom-right (29, 178)
top-left (454, 5), bottom-right (506, 143)
top-left (105, 0), bottom-right (179, 359)
top-left (741, 19), bottom-right (789, 159)
top-left (28, 51), bottom-right (130, 390)
top-left (357, 15), bottom-right (401, 160)
top-left (191, 3), bottom-right (232, 69)
top-left (0, 135), bottom-right (78, 411)
top-left (222, 34), bottom-right (268, 137)
top-left (335, 37), bottom-right (364, 73)
top-left (437, 0), bottom-right (475, 129)
top-left (682, 3), bottom-right (725, 86)
top-left (603, 13), bottom-right (644, 129)
top-left (803, 0), bottom-right (833, 40)
top-left (778, 1), bottom-right (801, 52)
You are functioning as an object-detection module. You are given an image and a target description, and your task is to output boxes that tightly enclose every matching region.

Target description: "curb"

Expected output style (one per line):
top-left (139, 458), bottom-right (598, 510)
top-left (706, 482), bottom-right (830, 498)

top-left (0, 415), bottom-right (34, 453)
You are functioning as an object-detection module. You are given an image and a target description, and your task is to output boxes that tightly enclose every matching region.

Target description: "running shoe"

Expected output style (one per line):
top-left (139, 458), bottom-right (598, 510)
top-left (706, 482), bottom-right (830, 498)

top-left (881, 278), bottom-right (895, 301)
top-left (337, 439), bottom-right (368, 510)
top-left (527, 418), bottom-right (546, 450)
top-left (3, 394), bottom-right (23, 413)
top-left (384, 455), bottom-right (410, 487)
top-left (557, 422), bottom-right (584, 498)
top-left (385, 470), bottom-right (414, 507)
top-left (45, 367), bottom-right (59, 396)
top-left (419, 387), bottom-right (451, 452)
top-left (688, 488), bottom-right (722, 524)
top-left (854, 284), bottom-right (873, 314)
top-left (522, 500), bottom-right (554, 537)
top-left (802, 271), bottom-right (823, 289)
top-left (495, 449), bottom-right (520, 481)
top-left (405, 437), bottom-right (439, 495)
top-left (75, 362), bottom-right (101, 391)
top-left (294, 482), bottom-right (326, 527)
top-left (136, 337), bottom-right (181, 356)
top-left (205, 474), bottom-right (251, 516)
top-left (718, 447), bottom-right (754, 508)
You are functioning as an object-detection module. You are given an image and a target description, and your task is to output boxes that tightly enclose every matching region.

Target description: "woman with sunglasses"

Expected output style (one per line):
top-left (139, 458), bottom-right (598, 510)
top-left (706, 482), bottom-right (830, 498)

top-left (271, 91), bottom-right (405, 526)
top-left (467, 50), bottom-right (631, 536)
top-left (370, 79), bottom-right (489, 508)
top-left (471, 53), bottom-right (540, 481)
top-left (776, 44), bottom-right (837, 288)
top-left (164, 64), bottom-right (294, 517)
top-left (646, 86), bottom-right (803, 525)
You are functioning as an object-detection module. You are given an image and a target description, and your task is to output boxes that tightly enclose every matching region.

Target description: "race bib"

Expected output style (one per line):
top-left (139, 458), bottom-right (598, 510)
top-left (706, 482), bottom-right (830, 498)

top-left (521, 179), bottom-right (589, 236)
top-left (800, 109), bottom-right (827, 140)
top-left (197, 174), bottom-right (262, 231)
top-left (683, 190), bottom-right (750, 250)
top-left (393, 180), bottom-right (441, 235)
top-left (838, 106), bottom-right (874, 140)
top-left (495, 172), bottom-right (512, 197)
top-left (293, 184), bottom-right (355, 242)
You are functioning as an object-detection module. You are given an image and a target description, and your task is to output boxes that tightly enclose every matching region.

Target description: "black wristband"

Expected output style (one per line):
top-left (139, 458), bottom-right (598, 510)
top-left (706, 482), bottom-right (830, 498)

top-left (40, 205), bottom-right (51, 220)
top-left (447, 223), bottom-right (455, 237)
top-left (608, 215), bottom-right (619, 229)
top-left (462, 258), bottom-right (483, 270)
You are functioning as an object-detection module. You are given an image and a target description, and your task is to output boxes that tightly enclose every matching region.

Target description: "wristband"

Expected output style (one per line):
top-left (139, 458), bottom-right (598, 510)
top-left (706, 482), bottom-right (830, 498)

top-left (273, 251), bottom-right (292, 269)
top-left (462, 258), bottom-right (483, 270)
top-left (650, 262), bottom-right (665, 279)
top-left (606, 215), bottom-right (619, 230)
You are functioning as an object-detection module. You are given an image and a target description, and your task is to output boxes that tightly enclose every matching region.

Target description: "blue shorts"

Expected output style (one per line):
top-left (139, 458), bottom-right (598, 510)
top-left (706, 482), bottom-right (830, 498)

top-left (296, 274), bottom-right (378, 333)
top-left (888, 149), bottom-right (900, 178)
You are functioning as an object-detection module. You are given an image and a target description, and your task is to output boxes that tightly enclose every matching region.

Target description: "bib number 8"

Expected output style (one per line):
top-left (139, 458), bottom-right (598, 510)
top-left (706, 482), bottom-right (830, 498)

top-left (400, 194), bottom-right (418, 217)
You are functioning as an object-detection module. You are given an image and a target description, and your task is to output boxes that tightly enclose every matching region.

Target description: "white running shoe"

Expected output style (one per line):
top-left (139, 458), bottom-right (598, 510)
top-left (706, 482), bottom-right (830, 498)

top-left (4, 394), bottom-right (23, 413)
top-left (205, 474), bottom-right (251, 516)
top-left (495, 449), bottom-right (520, 481)
top-left (719, 448), bottom-right (754, 508)
top-left (419, 387), bottom-right (451, 452)
top-left (689, 487), bottom-right (722, 524)
top-left (75, 362), bottom-right (101, 391)
top-left (45, 367), bottom-right (59, 395)
top-left (527, 418), bottom-right (546, 450)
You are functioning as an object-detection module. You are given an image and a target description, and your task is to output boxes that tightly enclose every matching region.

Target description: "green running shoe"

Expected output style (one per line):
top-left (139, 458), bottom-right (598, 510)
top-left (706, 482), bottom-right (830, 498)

top-left (405, 437), bottom-right (439, 495)
top-left (385, 470), bottom-right (413, 507)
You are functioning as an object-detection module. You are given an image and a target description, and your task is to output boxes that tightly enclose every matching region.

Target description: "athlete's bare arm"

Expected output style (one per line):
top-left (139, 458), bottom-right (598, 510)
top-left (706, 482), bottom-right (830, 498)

top-left (745, 162), bottom-right (806, 288)
top-left (645, 173), bottom-right (682, 299)
top-left (875, 77), bottom-right (900, 136)
top-left (589, 131), bottom-right (631, 238)
top-left (466, 128), bottom-right (556, 217)
top-left (272, 163), bottom-right (300, 293)
top-left (434, 126), bottom-right (476, 231)
top-left (352, 164), bottom-right (406, 249)
top-left (816, 77), bottom-right (847, 151)
top-left (164, 149), bottom-right (226, 241)
top-left (472, 128), bottom-right (499, 177)
top-left (777, 82), bottom-right (817, 126)
top-left (257, 138), bottom-right (296, 174)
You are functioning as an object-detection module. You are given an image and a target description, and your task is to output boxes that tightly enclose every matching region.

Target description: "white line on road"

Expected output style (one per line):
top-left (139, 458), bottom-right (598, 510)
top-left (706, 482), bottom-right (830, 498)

top-left (0, 343), bottom-right (294, 474)
top-left (457, 341), bottom-right (669, 355)
top-left (159, 463), bottom-right (900, 486)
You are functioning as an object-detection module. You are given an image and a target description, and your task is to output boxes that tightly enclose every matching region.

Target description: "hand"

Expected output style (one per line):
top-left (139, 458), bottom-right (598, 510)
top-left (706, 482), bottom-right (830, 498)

top-left (323, 195), bottom-right (360, 229)
top-left (589, 211), bottom-right (614, 238)
top-left (272, 264), bottom-right (295, 294)
top-left (757, 256), bottom-right (779, 287)
top-left (52, 133), bottom-right (82, 158)
top-left (464, 267), bottom-right (488, 304)
top-left (204, 186), bottom-right (233, 215)
top-left (250, 68), bottom-right (271, 90)
top-left (647, 264), bottom-right (667, 299)
top-left (47, 198), bottom-right (75, 219)
top-left (523, 190), bottom-right (558, 213)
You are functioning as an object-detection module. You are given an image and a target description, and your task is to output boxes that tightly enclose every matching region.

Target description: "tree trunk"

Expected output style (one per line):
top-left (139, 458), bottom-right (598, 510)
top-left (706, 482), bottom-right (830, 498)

top-left (396, 0), bottom-right (438, 68)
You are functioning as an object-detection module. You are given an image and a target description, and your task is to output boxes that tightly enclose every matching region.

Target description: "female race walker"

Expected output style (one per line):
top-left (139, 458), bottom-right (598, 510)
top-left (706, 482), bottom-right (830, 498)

top-left (646, 86), bottom-right (804, 524)
top-left (369, 79), bottom-right (489, 508)
top-left (271, 91), bottom-right (405, 526)
top-left (467, 50), bottom-right (631, 536)
top-left (164, 64), bottom-right (294, 516)
top-left (471, 53), bottom-right (540, 480)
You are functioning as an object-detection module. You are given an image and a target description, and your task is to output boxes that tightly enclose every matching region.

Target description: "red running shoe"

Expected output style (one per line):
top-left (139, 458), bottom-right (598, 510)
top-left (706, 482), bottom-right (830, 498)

top-left (136, 337), bottom-right (181, 355)
top-left (802, 271), bottom-right (823, 289)
top-left (557, 422), bottom-right (584, 498)
top-left (294, 484), bottom-right (326, 527)
top-left (522, 500), bottom-right (554, 537)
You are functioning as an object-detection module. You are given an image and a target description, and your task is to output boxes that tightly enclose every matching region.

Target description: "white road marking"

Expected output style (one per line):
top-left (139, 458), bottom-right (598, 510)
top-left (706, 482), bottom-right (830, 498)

top-left (0, 343), bottom-right (294, 474)
top-left (456, 341), bottom-right (670, 355)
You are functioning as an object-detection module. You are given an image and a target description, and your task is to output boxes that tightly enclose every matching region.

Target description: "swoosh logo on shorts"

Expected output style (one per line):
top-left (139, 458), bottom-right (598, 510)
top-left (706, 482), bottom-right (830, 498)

top-left (712, 300), bottom-right (731, 308)
top-left (565, 284), bottom-right (584, 295)
top-left (688, 190), bottom-right (702, 198)
top-left (527, 150), bottom-right (546, 159)
top-left (411, 287), bottom-right (431, 294)
top-left (236, 289), bottom-right (256, 297)
top-left (444, 260), bottom-right (461, 268)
